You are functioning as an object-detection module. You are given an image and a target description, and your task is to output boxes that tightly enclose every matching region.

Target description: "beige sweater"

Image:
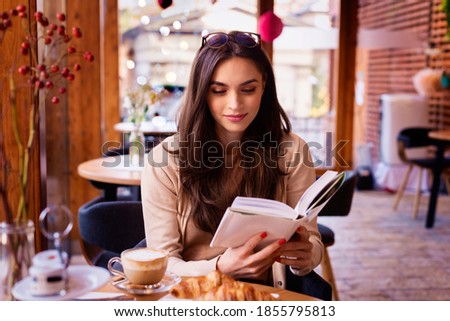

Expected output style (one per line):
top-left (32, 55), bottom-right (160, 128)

top-left (141, 132), bottom-right (323, 289)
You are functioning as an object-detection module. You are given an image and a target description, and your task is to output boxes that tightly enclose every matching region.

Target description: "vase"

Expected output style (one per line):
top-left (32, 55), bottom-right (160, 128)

top-left (0, 220), bottom-right (35, 300)
top-left (129, 124), bottom-right (145, 166)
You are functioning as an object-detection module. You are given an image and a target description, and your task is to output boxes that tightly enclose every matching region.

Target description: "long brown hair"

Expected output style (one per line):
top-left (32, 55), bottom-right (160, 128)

top-left (174, 31), bottom-right (291, 234)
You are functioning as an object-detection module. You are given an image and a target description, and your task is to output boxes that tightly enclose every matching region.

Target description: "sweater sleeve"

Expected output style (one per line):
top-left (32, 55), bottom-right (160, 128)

top-left (282, 133), bottom-right (324, 276)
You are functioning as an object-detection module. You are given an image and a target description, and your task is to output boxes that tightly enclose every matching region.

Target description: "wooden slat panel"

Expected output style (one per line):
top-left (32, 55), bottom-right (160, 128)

top-left (101, 0), bottom-right (120, 143)
top-left (334, 0), bottom-right (358, 171)
top-left (67, 0), bottom-right (102, 238)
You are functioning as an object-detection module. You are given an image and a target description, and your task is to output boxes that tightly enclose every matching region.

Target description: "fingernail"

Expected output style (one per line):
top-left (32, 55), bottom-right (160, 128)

top-left (278, 239), bottom-right (286, 245)
top-left (260, 232), bottom-right (267, 238)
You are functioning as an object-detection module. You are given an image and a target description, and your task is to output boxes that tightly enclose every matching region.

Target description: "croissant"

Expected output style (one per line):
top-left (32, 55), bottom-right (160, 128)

top-left (195, 281), bottom-right (277, 301)
top-left (170, 270), bottom-right (277, 301)
top-left (170, 270), bottom-right (234, 299)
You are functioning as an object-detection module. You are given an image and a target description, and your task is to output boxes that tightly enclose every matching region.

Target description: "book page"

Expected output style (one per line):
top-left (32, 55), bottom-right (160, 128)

top-left (294, 171), bottom-right (346, 223)
top-left (230, 196), bottom-right (297, 219)
top-left (294, 170), bottom-right (338, 215)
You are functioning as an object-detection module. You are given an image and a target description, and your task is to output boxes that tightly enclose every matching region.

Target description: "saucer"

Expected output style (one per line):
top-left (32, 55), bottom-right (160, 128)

top-left (113, 271), bottom-right (181, 295)
top-left (12, 265), bottom-right (110, 301)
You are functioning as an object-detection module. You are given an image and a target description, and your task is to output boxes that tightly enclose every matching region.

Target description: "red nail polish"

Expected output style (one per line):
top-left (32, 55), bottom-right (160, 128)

top-left (278, 239), bottom-right (286, 245)
top-left (260, 232), bottom-right (267, 238)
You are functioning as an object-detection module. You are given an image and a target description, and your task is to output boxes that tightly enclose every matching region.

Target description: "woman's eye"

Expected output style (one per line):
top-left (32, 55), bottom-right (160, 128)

top-left (211, 88), bottom-right (226, 94)
top-left (242, 88), bottom-right (256, 93)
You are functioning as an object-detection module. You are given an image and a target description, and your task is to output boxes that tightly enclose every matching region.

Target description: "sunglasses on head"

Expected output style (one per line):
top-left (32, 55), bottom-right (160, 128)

top-left (201, 32), bottom-right (261, 49)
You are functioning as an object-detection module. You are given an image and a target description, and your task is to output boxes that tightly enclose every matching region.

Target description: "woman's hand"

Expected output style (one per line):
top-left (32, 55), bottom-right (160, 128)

top-left (275, 227), bottom-right (313, 269)
top-left (216, 232), bottom-right (285, 279)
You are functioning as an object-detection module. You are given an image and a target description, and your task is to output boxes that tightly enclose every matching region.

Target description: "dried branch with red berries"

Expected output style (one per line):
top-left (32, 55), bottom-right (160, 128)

top-left (0, 4), bottom-right (94, 225)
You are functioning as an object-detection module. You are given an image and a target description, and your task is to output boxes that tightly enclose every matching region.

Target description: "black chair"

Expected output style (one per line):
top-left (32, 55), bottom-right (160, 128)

top-left (392, 127), bottom-right (450, 219)
top-left (78, 199), bottom-right (145, 269)
top-left (317, 170), bottom-right (358, 300)
top-left (285, 267), bottom-right (332, 301)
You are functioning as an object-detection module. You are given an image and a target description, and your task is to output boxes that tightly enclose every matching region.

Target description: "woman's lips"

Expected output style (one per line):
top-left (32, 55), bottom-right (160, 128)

top-left (224, 114), bottom-right (247, 122)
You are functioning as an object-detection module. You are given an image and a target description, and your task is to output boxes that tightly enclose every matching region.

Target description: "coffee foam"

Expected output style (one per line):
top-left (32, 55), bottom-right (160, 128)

top-left (124, 248), bottom-right (166, 261)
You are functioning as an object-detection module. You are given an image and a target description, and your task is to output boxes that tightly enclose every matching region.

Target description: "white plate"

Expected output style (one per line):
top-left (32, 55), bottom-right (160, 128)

top-left (113, 271), bottom-right (181, 295)
top-left (12, 265), bottom-right (110, 301)
top-left (160, 292), bottom-right (280, 301)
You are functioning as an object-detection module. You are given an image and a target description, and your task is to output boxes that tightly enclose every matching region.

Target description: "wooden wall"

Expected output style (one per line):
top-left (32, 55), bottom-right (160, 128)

top-left (63, 0), bottom-right (120, 239)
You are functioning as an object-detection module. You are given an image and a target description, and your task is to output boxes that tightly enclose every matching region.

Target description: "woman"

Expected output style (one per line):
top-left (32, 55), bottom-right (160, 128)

top-left (141, 31), bottom-right (323, 289)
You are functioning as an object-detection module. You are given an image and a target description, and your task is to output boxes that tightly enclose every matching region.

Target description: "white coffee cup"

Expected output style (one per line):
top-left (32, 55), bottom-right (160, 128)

top-left (108, 248), bottom-right (168, 285)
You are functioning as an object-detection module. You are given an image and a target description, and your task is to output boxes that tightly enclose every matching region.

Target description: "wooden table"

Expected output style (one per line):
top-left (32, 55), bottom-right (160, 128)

top-left (114, 121), bottom-right (177, 135)
top-left (77, 154), bottom-right (145, 201)
top-left (97, 277), bottom-right (318, 301)
top-left (114, 121), bottom-right (177, 147)
top-left (426, 130), bottom-right (450, 228)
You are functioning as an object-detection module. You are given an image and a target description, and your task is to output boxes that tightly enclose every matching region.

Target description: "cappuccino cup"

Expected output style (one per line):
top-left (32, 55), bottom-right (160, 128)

top-left (107, 248), bottom-right (168, 285)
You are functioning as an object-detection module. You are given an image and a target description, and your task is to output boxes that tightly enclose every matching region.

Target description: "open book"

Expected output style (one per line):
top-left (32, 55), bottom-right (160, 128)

top-left (210, 170), bottom-right (346, 249)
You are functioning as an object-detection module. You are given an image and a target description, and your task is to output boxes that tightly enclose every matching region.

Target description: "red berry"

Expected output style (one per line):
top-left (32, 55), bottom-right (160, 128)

top-left (84, 51), bottom-right (94, 62)
top-left (51, 96), bottom-right (60, 104)
top-left (37, 64), bottom-right (46, 72)
top-left (1, 12), bottom-right (8, 20)
top-left (3, 19), bottom-right (12, 28)
top-left (63, 35), bottom-right (71, 43)
top-left (40, 71), bottom-right (49, 79)
top-left (49, 23), bottom-right (57, 31)
top-left (50, 64), bottom-right (59, 73)
top-left (44, 36), bottom-right (52, 44)
top-left (18, 65), bottom-right (30, 75)
top-left (67, 73), bottom-right (75, 81)
top-left (21, 41), bottom-right (29, 49)
top-left (10, 9), bottom-right (18, 16)
top-left (16, 5), bottom-right (26, 13)
top-left (45, 81), bottom-right (54, 89)
top-left (72, 27), bottom-right (82, 38)
top-left (40, 17), bottom-right (49, 27)
top-left (61, 68), bottom-right (70, 78)
top-left (58, 87), bottom-right (66, 94)
top-left (34, 11), bottom-right (43, 21)
top-left (35, 80), bottom-right (45, 89)
top-left (73, 64), bottom-right (81, 71)
top-left (57, 25), bottom-right (65, 36)
top-left (18, 12), bottom-right (27, 18)
top-left (67, 46), bottom-right (76, 54)
top-left (20, 47), bottom-right (28, 55)
top-left (56, 13), bottom-right (65, 22)
top-left (46, 29), bottom-right (54, 36)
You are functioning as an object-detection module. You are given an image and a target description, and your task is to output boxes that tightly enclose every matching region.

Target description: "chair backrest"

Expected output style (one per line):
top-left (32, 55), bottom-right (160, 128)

top-left (397, 127), bottom-right (434, 149)
top-left (318, 170), bottom-right (357, 217)
top-left (78, 200), bottom-right (145, 268)
top-left (396, 127), bottom-right (436, 163)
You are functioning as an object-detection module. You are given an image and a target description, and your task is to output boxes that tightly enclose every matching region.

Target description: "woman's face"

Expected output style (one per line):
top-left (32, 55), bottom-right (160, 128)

top-left (206, 57), bottom-right (265, 145)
